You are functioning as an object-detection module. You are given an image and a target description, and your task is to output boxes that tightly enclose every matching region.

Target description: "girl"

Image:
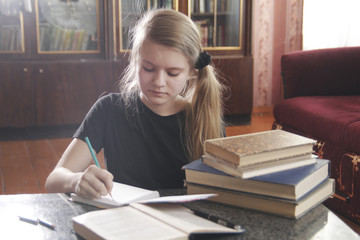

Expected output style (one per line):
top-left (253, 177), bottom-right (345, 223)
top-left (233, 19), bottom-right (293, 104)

top-left (45, 9), bottom-right (225, 199)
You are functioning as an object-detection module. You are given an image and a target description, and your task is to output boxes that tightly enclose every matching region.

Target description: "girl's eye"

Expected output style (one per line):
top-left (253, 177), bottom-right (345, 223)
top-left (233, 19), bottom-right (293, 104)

top-left (168, 72), bottom-right (179, 77)
top-left (143, 66), bottom-right (154, 72)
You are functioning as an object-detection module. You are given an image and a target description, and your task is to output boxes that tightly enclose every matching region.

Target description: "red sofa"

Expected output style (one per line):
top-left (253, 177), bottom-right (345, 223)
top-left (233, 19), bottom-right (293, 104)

top-left (272, 47), bottom-right (360, 224)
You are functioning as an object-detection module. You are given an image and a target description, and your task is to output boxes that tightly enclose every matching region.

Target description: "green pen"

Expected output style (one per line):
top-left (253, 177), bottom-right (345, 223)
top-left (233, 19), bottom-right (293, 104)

top-left (85, 136), bottom-right (100, 167)
top-left (84, 136), bottom-right (113, 199)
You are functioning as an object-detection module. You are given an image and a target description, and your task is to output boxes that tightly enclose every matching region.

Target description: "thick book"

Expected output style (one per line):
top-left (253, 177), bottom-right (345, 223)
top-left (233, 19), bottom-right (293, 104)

top-left (202, 153), bottom-right (316, 179)
top-left (70, 182), bottom-right (216, 208)
top-left (204, 130), bottom-right (316, 167)
top-left (72, 203), bottom-right (245, 240)
top-left (183, 158), bottom-right (330, 201)
top-left (187, 178), bottom-right (335, 219)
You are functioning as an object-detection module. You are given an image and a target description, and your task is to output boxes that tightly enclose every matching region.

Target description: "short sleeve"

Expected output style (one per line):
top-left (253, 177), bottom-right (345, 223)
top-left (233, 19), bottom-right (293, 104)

top-left (73, 95), bottom-right (112, 153)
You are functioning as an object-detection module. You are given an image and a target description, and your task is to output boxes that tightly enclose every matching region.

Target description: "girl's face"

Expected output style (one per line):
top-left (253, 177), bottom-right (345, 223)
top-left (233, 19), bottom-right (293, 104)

top-left (138, 38), bottom-right (192, 116)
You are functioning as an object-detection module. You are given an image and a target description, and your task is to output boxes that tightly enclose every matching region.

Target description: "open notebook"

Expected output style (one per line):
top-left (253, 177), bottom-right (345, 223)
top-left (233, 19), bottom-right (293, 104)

top-left (70, 182), bottom-right (215, 208)
top-left (73, 203), bottom-right (245, 240)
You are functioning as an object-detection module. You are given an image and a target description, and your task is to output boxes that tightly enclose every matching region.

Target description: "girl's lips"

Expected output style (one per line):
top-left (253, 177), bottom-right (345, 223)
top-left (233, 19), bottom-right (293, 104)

top-left (150, 90), bottom-right (166, 95)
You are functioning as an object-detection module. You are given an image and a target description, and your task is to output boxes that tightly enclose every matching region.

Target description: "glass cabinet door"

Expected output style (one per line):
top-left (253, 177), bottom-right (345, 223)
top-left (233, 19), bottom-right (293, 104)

top-left (0, 1), bottom-right (25, 53)
top-left (190, 0), bottom-right (242, 49)
top-left (35, 0), bottom-right (100, 53)
top-left (119, 0), bottom-right (177, 51)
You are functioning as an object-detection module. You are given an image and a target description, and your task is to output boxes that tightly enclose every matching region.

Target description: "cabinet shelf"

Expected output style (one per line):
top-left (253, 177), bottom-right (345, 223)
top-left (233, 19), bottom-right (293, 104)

top-left (0, 12), bottom-right (25, 53)
top-left (118, 0), bottom-right (177, 51)
top-left (190, 0), bottom-right (242, 49)
top-left (35, 0), bottom-right (101, 54)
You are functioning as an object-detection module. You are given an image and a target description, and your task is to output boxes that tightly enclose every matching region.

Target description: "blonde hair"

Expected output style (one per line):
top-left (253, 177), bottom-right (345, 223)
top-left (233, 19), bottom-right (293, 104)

top-left (118, 9), bottom-right (225, 161)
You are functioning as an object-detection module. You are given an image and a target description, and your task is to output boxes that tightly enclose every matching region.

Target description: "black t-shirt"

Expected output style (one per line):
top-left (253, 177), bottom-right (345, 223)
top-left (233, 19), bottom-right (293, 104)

top-left (73, 93), bottom-right (187, 190)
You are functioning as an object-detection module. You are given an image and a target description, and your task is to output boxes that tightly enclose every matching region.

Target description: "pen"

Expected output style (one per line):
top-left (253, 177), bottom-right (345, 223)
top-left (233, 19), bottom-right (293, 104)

top-left (38, 218), bottom-right (56, 230)
top-left (84, 136), bottom-right (113, 199)
top-left (191, 209), bottom-right (244, 231)
top-left (18, 216), bottom-right (39, 225)
top-left (84, 136), bottom-right (100, 167)
top-left (18, 216), bottom-right (56, 230)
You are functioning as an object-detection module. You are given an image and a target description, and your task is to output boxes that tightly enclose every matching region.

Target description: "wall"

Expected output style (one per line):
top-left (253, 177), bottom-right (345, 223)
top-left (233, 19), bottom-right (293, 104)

top-left (252, 0), bottom-right (303, 107)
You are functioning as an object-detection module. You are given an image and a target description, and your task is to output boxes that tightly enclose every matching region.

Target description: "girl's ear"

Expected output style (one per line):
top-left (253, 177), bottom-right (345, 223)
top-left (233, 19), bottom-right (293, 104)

top-left (187, 75), bottom-right (196, 83)
top-left (188, 69), bottom-right (198, 81)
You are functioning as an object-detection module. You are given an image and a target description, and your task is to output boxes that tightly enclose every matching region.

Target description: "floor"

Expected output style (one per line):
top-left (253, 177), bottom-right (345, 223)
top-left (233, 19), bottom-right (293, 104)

top-left (1, 106), bottom-right (359, 235)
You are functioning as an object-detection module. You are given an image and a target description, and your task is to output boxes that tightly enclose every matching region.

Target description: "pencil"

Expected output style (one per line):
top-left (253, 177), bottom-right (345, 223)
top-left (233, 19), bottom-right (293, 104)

top-left (84, 136), bottom-right (113, 199)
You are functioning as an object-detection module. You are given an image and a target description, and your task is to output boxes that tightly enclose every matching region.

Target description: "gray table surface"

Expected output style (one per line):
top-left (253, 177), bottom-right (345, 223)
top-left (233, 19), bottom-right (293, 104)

top-left (0, 189), bottom-right (359, 240)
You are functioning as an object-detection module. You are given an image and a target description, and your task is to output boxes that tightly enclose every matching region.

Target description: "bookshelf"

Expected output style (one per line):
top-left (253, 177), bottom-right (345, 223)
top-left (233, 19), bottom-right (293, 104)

top-left (0, 15), bottom-right (24, 52)
top-left (36, 0), bottom-right (100, 53)
top-left (0, 2), bottom-right (25, 53)
top-left (119, 0), bottom-right (177, 51)
top-left (191, 0), bottom-right (241, 49)
top-left (0, 0), bottom-right (252, 127)
top-left (0, 0), bottom-right (106, 61)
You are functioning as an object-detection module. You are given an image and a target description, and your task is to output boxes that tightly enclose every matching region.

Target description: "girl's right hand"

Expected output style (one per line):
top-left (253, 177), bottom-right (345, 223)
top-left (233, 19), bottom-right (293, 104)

top-left (74, 165), bottom-right (114, 199)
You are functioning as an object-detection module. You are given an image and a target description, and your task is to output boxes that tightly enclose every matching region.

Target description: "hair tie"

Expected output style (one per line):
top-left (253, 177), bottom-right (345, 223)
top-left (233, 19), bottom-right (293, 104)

top-left (195, 51), bottom-right (211, 69)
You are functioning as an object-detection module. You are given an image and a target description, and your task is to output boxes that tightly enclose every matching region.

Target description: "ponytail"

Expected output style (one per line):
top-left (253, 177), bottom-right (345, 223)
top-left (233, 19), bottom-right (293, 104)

top-left (184, 64), bottom-right (226, 160)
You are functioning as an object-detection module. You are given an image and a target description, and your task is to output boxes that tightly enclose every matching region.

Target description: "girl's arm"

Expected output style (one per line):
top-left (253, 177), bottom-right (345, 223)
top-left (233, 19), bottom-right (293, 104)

top-left (45, 138), bottom-right (113, 198)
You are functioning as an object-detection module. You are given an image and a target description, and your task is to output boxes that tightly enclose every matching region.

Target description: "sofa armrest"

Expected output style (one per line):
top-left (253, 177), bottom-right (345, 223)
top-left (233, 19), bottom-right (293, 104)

top-left (281, 47), bottom-right (360, 99)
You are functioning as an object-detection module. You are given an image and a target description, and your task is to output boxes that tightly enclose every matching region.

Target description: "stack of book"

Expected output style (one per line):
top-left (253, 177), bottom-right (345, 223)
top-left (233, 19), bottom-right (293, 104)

top-left (184, 130), bottom-right (335, 219)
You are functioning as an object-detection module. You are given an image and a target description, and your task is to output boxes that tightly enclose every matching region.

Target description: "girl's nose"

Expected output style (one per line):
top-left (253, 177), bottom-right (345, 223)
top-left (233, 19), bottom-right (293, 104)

top-left (153, 70), bottom-right (166, 87)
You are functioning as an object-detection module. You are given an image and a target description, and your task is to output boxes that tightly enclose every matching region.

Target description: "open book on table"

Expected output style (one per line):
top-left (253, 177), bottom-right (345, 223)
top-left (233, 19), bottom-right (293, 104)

top-left (70, 181), bottom-right (216, 208)
top-left (73, 203), bottom-right (245, 240)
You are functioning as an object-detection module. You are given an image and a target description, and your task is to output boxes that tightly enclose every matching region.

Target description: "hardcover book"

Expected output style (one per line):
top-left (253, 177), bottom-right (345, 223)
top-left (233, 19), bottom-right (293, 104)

top-left (72, 203), bottom-right (245, 240)
top-left (187, 178), bottom-right (335, 219)
top-left (183, 158), bottom-right (330, 201)
top-left (202, 153), bottom-right (316, 179)
top-left (204, 130), bottom-right (316, 167)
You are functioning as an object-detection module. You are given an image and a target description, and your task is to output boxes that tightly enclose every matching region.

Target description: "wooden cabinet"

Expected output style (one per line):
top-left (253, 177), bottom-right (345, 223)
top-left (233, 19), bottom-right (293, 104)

top-left (35, 61), bottom-right (114, 126)
top-left (0, 0), bottom-right (252, 127)
top-left (0, 0), bottom-right (113, 127)
top-left (0, 60), bottom-right (113, 127)
top-left (213, 56), bottom-right (253, 116)
top-left (0, 62), bottom-right (35, 126)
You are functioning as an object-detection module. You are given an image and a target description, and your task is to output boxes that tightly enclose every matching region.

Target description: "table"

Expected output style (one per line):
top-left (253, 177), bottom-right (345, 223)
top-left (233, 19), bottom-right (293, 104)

top-left (0, 190), bottom-right (359, 240)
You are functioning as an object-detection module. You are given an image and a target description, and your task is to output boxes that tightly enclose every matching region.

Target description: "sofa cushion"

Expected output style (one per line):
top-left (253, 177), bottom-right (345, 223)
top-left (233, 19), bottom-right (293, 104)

top-left (274, 96), bottom-right (360, 153)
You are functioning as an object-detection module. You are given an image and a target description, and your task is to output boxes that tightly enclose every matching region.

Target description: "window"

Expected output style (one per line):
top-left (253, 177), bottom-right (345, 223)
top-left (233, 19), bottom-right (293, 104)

top-left (303, 0), bottom-right (360, 50)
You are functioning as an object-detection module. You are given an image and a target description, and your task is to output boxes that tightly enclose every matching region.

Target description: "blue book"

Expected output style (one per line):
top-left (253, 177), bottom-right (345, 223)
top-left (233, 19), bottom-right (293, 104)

top-left (183, 158), bottom-right (330, 201)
